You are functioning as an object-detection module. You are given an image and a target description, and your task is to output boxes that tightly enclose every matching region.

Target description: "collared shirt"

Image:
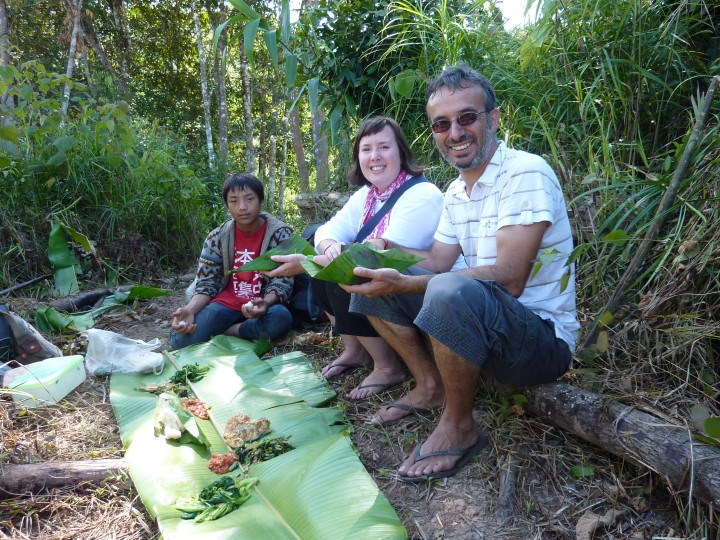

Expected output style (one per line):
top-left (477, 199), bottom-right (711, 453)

top-left (435, 141), bottom-right (580, 349)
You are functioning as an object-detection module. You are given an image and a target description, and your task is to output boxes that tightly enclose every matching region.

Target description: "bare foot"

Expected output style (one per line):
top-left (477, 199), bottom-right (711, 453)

top-left (345, 367), bottom-right (408, 401)
top-left (370, 389), bottom-right (444, 426)
top-left (398, 421), bottom-right (482, 479)
top-left (321, 348), bottom-right (372, 379)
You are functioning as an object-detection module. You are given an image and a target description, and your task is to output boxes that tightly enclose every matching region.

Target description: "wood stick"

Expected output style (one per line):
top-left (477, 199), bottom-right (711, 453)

top-left (524, 382), bottom-right (720, 507)
top-left (0, 458), bottom-right (126, 497)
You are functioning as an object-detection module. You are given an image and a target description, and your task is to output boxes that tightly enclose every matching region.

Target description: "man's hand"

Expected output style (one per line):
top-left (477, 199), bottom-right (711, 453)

top-left (340, 267), bottom-right (428, 296)
top-left (171, 307), bottom-right (197, 334)
top-left (264, 254), bottom-right (306, 277)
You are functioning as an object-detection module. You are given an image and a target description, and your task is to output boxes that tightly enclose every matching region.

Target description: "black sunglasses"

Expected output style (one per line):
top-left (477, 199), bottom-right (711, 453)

top-left (430, 109), bottom-right (493, 133)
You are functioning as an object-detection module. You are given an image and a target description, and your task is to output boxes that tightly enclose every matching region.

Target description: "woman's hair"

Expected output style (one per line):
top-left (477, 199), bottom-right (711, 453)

top-left (348, 116), bottom-right (423, 187)
top-left (222, 173), bottom-right (265, 204)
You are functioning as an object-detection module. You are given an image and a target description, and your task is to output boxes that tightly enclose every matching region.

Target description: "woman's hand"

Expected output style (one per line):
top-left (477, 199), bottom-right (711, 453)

top-left (321, 240), bottom-right (345, 261)
top-left (264, 254), bottom-right (307, 277)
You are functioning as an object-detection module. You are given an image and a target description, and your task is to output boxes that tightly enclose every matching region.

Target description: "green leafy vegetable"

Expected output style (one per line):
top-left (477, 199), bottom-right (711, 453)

top-left (170, 363), bottom-right (212, 384)
top-left (229, 235), bottom-right (316, 273)
top-left (234, 436), bottom-right (295, 467)
top-left (177, 476), bottom-right (259, 523)
top-left (300, 243), bottom-right (423, 285)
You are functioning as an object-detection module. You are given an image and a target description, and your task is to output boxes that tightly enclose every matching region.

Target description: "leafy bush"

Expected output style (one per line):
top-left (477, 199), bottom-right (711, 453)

top-left (0, 61), bottom-right (215, 288)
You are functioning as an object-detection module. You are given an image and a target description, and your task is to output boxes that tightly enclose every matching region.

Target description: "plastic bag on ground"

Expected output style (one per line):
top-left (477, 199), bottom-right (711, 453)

top-left (84, 328), bottom-right (164, 375)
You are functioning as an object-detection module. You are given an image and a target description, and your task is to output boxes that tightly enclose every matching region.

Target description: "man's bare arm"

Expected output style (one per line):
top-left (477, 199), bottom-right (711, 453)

top-left (386, 238), bottom-right (461, 273)
top-left (455, 222), bottom-right (548, 297)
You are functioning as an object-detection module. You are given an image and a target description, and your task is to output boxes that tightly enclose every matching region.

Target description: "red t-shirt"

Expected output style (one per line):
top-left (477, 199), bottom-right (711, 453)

top-left (212, 221), bottom-right (268, 310)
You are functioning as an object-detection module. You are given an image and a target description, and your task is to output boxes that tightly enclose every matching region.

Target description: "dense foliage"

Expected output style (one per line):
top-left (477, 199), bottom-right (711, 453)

top-left (0, 61), bottom-right (214, 286)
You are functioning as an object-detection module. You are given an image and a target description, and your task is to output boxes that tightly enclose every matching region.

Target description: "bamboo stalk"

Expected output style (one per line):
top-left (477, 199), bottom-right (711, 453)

top-left (582, 75), bottom-right (720, 351)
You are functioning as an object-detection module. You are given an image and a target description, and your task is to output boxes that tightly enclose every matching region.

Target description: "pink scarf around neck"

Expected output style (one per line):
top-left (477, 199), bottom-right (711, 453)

top-left (359, 170), bottom-right (410, 240)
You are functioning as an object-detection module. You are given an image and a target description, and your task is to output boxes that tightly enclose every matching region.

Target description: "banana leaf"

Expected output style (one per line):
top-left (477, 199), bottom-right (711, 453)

top-left (229, 235), bottom-right (316, 273)
top-left (109, 336), bottom-right (405, 539)
top-left (300, 243), bottom-right (423, 285)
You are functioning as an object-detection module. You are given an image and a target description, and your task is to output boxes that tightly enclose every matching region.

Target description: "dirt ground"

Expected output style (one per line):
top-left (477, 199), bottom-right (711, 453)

top-left (0, 277), bottom-right (691, 539)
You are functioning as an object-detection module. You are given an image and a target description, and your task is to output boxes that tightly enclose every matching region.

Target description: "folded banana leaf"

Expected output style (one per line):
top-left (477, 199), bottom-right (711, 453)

top-left (229, 235), bottom-right (316, 273)
top-left (300, 243), bottom-right (423, 285)
top-left (109, 335), bottom-right (406, 539)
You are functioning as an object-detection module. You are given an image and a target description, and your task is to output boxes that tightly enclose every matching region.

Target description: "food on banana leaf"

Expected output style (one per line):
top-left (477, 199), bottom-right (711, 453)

top-left (229, 235), bottom-right (316, 273)
top-left (223, 413), bottom-right (270, 448)
top-left (153, 392), bottom-right (210, 447)
top-left (176, 475), bottom-right (258, 523)
top-left (137, 381), bottom-right (190, 397)
top-left (234, 436), bottom-right (295, 467)
top-left (169, 362), bottom-right (211, 384)
top-left (181, 397), bottom-right (211, 420)
top-left (208, 452), bottom-right (239, 474)
top-left (300, 242), bottom-right (423, 285)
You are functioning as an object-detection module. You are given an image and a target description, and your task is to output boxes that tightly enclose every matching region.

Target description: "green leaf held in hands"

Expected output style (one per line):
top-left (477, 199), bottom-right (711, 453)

top-left (229, 235), bottom-right (316, 273)
top-left (300, 243), bottom-right (423, 285)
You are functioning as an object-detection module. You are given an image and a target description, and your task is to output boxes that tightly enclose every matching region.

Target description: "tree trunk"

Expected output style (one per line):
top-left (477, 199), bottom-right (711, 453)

top-left (192, 0), bottom-right (215, 171)
top-left (258, 124), bottom-right (266, 179)
top-left (524, 382), bottom-right (720, 507)
top-left (239, 47), bottom-right (255, 174)
top-left (61, 0), bottom-right (84, 118)
top-left (0, 0), bottom-right (12, 114)
top-left (288, 92), bottom-right (309, 191)
top-left (279, 128), bottom-right (288, 219)
top-left (0, 459), bottom-right (126, 497)
top-left (212, 2), bottom-right (229, 174)
top-left (312, 106), bottom-right (329, 189)
top-left (267, 135), bottom-right (277, 210)
top-left (0, 0), bottom-right (9, 67)
top-left (107, 0), bottom-right (131, 88)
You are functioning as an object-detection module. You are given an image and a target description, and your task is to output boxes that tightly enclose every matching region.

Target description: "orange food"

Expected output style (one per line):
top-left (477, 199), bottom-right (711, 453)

top-left (181, 397), bottom-right (211, 420)
top-left (208, 452), bottom-right (238, 474)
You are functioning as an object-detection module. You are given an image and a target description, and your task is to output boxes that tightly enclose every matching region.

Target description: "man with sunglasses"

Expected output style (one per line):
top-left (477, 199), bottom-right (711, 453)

top-left (344, 65), bottom-right (579, 481)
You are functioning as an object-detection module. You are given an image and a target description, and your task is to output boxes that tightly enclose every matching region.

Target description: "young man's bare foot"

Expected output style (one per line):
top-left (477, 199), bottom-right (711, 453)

top-left (397, 420), bottom-right (487, 481)
top-left (369, 387), bottom-right (444, 426)
top-left (345, 367), bottom-right (408, 401)
top-left (320, 348), bottom-right (372, 379)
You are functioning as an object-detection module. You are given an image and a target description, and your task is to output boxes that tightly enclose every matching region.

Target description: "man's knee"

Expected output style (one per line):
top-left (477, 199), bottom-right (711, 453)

top-left (425, 273), bottom-right (490, 312)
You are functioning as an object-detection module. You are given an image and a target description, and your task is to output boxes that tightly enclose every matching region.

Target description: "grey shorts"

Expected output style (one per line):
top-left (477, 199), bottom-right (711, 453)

top-left (350, 268), bottom-right (571, 385)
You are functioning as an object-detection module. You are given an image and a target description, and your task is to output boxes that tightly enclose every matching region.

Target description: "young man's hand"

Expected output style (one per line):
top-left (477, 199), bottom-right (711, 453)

top-left (171, 307), bottom-right (197, 334)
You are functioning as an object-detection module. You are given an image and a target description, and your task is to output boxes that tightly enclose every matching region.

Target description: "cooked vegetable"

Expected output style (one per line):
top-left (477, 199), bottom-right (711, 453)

top-left (169, 362), bottom-right (211, 384)
top-left (137, 381), bottom-right (190, 397)
top-left (176, 475), bottom-right (259, 523)
top-left (234, 436), bottom-right (295, 466)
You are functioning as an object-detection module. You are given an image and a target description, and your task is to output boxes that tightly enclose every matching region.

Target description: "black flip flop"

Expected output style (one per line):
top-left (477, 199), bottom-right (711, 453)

top-left (321, 362), bottom-right (365, 380)
top-left (399, 430), bottom-right (489, 482)
top-left (345, 379), bottom-right (408, 402)
top-left (369, 402), bottom-right (434, 427)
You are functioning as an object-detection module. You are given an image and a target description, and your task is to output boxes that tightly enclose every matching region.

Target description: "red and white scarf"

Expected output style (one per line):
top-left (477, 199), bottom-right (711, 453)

top-left (359, 170), bottom-right (410, 240)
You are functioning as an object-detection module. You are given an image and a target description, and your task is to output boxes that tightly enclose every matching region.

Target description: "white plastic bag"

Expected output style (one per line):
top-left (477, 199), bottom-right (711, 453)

top-left (84, 328), bottom-right (164, 375)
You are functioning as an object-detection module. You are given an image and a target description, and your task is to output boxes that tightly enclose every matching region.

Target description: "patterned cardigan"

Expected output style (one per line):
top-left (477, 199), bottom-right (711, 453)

top-left (193, 212), bottom-right (294, 304)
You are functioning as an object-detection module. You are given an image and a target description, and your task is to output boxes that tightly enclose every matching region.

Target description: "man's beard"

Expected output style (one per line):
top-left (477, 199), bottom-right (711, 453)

top-left (441, 127), bottom-right (496, 171)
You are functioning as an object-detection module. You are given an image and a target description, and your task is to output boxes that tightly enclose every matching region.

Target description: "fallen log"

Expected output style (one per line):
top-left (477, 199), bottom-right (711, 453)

top-left (48, 285), bottom-right (133, 313)
top-left (523, 382), bottom-right (720, 507)
top-left (0, 458), bottom-right (126, 497)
